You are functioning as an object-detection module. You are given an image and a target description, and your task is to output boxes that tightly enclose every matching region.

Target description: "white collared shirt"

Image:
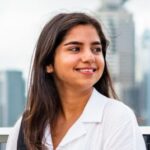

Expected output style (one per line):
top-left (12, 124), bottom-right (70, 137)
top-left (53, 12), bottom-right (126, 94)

top-left (6, 89), bottom-right (146, 150)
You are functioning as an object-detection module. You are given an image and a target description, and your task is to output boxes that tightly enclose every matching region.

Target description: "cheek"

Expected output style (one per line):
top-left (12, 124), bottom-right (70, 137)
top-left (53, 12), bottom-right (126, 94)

top-left (97, 56), bottom-right (105, 69)
top-left (54, 54), bottom-right (79, 70)
top-left (65, 56), bottom-right (79, 64)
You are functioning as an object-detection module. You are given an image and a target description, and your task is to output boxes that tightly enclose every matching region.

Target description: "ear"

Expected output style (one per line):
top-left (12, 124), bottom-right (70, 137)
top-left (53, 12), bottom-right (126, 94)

top-left (46, 65), bottom-right (54, 73)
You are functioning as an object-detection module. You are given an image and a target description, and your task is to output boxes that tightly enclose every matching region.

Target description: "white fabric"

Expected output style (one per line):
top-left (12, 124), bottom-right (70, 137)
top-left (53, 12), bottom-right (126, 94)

top-left (6, 89), bottom-right (146, 150)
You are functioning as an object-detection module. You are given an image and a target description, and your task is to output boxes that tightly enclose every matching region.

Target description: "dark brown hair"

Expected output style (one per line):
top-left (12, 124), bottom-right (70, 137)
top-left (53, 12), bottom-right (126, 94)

top-left (23, 12), bottom-right (117, 149)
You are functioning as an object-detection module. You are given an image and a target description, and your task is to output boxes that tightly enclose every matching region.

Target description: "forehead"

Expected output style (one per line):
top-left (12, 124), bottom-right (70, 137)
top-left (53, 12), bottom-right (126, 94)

top-left (62, 25), bottom-right (101, 42)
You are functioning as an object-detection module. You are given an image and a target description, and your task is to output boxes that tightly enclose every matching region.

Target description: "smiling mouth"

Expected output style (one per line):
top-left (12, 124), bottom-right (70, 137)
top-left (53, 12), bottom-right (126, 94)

top-left (75, 68), bottom-right (97, 73)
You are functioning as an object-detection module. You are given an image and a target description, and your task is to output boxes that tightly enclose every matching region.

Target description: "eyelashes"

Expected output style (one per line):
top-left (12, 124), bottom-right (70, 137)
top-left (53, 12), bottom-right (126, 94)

top-left (68, 47), bottom-right (80, 52)
top-left (68, 46), bottom-right (102, 54)
top-left (92, 47), bottom-right (102, 53)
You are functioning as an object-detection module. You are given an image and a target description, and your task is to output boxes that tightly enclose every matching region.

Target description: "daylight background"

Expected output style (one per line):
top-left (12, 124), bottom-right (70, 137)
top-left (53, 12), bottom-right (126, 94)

top-left (0, 0), bottom-right (150, 78)
top-left (0, 0), bottom-right (150, 128)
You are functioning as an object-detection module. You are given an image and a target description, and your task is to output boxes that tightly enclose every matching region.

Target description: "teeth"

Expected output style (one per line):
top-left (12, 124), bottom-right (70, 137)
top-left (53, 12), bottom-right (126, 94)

top-left (77, 69), bottom-right (94, 72)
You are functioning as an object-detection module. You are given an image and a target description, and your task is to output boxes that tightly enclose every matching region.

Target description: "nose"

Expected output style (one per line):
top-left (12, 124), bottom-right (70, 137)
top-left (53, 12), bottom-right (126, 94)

top-left (81, 49), bottom-right (95, 63)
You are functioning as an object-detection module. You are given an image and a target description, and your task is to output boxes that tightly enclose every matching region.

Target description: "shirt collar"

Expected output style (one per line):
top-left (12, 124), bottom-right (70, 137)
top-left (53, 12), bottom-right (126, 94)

top-left (80, 88), bottom-right (108, 123)
top-left (43, 88), bottom-right (109, 147)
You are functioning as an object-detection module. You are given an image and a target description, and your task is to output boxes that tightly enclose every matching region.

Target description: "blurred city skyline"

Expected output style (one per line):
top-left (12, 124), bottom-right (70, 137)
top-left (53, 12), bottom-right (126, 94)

top-left (0, 0), bottom-right (150, 79)
top-left (0, 0), bottom-right (150, 129)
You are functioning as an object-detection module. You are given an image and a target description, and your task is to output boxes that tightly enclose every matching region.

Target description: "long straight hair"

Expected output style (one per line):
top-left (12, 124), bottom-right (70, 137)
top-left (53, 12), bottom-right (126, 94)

top-left (23, 12), bottom-right (118, 149)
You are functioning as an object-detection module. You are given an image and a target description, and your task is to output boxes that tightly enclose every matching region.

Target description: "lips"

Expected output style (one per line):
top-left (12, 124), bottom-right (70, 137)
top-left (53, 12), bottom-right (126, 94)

top-left (75, 68), bottom-right (97, 74)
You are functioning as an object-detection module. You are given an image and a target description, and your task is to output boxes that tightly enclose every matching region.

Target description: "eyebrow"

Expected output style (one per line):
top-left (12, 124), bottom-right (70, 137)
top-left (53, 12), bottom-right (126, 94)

top-left (64, 41), bottom-right (101, 46)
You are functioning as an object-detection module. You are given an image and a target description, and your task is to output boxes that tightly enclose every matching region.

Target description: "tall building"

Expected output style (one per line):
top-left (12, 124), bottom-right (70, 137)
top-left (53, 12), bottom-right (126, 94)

top-left (96, 1), bottom-right (136, 111)
top-left (100, 0), bottom-right (128, 10)
top-left (141, 73), bottom-right (150, 125)
top-left (140, 30), bottom-right (150, 125)
top-left (0, 70), bottom-right (26, 126)
top-left (141, 29), bottom-right (150, 73)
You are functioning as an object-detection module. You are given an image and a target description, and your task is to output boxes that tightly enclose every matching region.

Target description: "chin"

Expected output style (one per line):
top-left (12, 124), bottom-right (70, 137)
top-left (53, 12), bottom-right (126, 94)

top-left (76, 83), bottom-right (95, 90)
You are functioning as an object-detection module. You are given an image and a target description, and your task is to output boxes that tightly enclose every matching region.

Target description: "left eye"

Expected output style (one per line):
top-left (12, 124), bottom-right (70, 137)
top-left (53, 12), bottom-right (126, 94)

top-left (92, 47), bottom-right (102, 53)
top-left (69, 47), bottom-right (80, 52)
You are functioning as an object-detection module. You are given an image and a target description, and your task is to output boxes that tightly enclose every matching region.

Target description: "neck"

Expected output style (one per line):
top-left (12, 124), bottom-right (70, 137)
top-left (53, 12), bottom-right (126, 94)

top-left (57, 87), bottom-right (93, 121)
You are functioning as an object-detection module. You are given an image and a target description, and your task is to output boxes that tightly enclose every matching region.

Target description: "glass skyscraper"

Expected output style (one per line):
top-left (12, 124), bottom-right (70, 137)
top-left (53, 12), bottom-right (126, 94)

top-left (0, 70), bottom-right (26, 127)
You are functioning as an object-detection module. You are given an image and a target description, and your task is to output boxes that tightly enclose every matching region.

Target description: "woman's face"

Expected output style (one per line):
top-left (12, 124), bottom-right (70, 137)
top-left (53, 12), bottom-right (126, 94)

top-left (46, 25), bottom-right (105, 90)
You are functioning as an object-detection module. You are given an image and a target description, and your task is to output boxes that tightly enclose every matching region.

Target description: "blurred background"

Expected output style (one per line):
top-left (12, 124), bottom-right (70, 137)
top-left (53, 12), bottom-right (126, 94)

top-left (0, 0), bottom-right (150, 129)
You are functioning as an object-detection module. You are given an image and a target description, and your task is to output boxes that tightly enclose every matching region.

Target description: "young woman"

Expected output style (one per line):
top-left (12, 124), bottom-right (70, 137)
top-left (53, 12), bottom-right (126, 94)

top-left (6, 12), bottom-right (146, 150)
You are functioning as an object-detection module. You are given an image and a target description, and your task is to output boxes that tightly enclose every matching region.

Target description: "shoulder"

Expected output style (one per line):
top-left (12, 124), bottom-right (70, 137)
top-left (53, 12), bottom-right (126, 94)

top-left (92, 89), bottom-right (139, 128)
top-left (99, 93), bottom-right (137, 126)
top-left (100, 96), bottom-right (146, 149)
top-left (6, 117), bottom-right (22, 150)
top-left (104, 96), bottom-right (136, 122)
top-left (100, 93), bottom-right (141, 132)
top-left (91, 89), bottom-right (136, 124)
top-left (93, 88), bottom-right (135, 121)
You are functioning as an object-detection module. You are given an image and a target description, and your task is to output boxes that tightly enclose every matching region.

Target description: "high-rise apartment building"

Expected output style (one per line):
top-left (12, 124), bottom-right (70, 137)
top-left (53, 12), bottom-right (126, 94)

top-left (140, 30), bottom-right (150, 125)
top-left (98, 0), bottom-right (135, 89)
top-left (0, 70), bottom-right (26, 126)
top-left (141, 30), bottom-right (150, 73)
top-left (96, 0), bottom-right (136, 112)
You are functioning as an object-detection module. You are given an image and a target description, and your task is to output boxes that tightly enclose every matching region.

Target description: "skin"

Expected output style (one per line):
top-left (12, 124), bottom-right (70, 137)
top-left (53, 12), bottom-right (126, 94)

top-left (46, 25), bottom-right (105, 149)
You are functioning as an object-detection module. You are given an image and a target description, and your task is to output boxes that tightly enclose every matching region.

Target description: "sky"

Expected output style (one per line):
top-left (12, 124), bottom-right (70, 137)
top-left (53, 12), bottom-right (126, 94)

top-left (0, 0), bottom-right (150, 79)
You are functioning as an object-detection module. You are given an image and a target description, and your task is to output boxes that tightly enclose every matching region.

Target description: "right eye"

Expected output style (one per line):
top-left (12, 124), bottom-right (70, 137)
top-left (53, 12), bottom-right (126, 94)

top-left (69, 47), bottom-right (80, 52)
